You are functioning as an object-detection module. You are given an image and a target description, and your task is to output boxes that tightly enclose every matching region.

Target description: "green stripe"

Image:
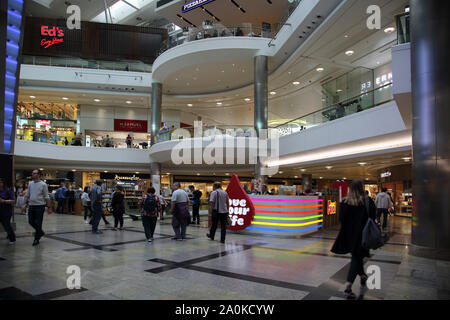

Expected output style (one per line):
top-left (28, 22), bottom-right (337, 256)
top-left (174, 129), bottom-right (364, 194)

top-left (254, 215), bottom-right (324, 221)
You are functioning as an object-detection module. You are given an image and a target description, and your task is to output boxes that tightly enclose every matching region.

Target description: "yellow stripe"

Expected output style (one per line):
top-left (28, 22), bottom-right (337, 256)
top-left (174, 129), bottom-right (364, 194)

top-left (251, 220), bottom-right (323, 227)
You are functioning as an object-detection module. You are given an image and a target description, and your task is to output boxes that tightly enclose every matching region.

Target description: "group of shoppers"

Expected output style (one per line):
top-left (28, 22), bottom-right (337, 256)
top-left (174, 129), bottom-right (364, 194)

top-left (55, 183), bottom-right (77, 214)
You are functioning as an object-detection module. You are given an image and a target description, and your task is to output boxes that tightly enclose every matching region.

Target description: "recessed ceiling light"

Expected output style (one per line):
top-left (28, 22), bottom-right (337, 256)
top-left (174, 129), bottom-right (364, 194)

top-left (344, 35), bottom-right (349, 38)
top-left (94, 99), bottom-right (101, 102)
top-left (197, 173), bottom-right (200, 176)
top-left (320, 177), bottom-right (323, 179)
top-left (270, 91), bottom-right (277, 95)
top-left (126, 101), bottom-right (132, 104)
top-left (326, 166), bottom-right (333, 170)
top-left (402, 157), bottom-right (412, 161)
top-left (39, 168), bottom-right (44, 171)
top-left (244, 98), bottom-right (251, 102)
top-left (221, 70), bottom-right (225, 73)
top-left (358, 162), bottom-right (367, 166)
top-left (187, 104), bottom-right (193, 107)
top-left (104, 171), bottom-right (108, 173)
top-left (293, 81), bottom-right (300, 85)
top-left (30, 96), bottom-right (36, 99)
top-left (136, 172), bottom-right (139, 174)
top-left (217, 102), bottom-right (222, 106)
top-left (343, 177), bottom-right (347, 180)
top-left (336, 89), bottom-right (343, 93)
top-left (345, 50), bottom-right (354, 56)
top-left (225, 173), bottom-right (230, 176)
top-left (301, 169), bottom-right (306, 172)
top-left (384, 27), bottom-right (396, 33)
top-left (294, 176), bottom-right (298, 178)
top-left (316, 67), bottom-right (324, 72)
top-left (62, 97), bottom-right (69, 100)
top-left (279, 171), bottom-right (283, 174)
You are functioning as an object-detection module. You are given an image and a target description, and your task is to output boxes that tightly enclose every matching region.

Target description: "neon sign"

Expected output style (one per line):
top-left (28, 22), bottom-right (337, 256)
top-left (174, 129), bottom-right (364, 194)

top-left (41, 26), bottom-right (65, 48)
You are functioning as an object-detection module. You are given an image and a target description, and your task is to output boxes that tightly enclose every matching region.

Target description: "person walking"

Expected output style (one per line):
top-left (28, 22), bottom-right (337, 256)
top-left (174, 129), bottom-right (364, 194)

top-left (169, 183), bottom-right (190, 241)
top-left (23, 170), bottom-right (52, 246)
top-left (111, 185), bottom-right (125, 231)
top-left (139, 187), bottom-right (161, 242)
top-left (159, 193), bottom-right (166, 221)
top-left (16, 182), bottom-right (28, 215)
top-left (66, 185), bottom-right (75, 214)
top-left (189, 185), bottom-right (202, 225)
top-left (126, 135), bottom-right (132, 148)
top-left (90, 180), bottom-right (104, 234)
top-left (375, 188), bottom-right (392, 230)
top-left (0, 178), bottom-right (16, 245)
top-left (55, 183), bottom-right (67, 214)
top-left (331, 180), bottom-right (376, 300)
top-left (81, 187), bottom-right (91, 224)
top-left (207, 182), bottom-right (230, 244)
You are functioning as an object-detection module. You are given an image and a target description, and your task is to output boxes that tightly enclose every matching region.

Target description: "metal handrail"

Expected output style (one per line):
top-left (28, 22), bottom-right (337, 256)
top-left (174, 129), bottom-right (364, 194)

top-left (272, 82), bottom-right (394, 129)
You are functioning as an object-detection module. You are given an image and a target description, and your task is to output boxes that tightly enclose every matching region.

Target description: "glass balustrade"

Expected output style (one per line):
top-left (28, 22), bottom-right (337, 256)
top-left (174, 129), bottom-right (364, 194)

top-left (274, 83), bottom-right (394, 137)
top-left (21, 55), bottom-right (152, 73)
top-left (396, 12), bottom-right (410, 44)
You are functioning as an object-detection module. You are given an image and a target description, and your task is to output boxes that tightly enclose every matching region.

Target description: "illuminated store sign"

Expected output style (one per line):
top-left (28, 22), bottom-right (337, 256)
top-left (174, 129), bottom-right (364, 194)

top-left (381, 171), bottom-right (392, 178)
top-left (226, 175), bottom-right (255, 231)
top-left (115, 175), bottom-right (139, 181)
top-left (327, 201), bottom-right (337, 215)
top-left (41, 26), bottom-right (65, 48)
top-left (114, 119), bottom-right (148, 133)
top-left (182, 0), bottom-right (216, 13)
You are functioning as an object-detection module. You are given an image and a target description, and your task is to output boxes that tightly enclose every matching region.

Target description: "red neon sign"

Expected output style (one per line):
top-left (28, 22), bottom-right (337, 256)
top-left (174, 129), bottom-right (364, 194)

top-left (40, 26), bottom-right (64, 48)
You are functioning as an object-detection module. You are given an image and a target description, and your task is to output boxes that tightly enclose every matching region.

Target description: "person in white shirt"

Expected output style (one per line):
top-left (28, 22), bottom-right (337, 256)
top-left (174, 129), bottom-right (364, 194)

top-left (81, 187), bottom-right (91, 224)
top-left (375, 188), bottom-right (393, 229)
top-left (23, 169), bottom-right (52, 246)
top-left (169, 183), bottom-right (190, 241)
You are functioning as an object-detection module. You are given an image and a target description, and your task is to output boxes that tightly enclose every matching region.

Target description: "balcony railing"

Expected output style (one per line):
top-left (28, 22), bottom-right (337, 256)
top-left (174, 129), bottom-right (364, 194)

top-left (21, 55), bottom-right (153, 73)
top-left (156, 125), bottom-right (256, 143)
top-left (273, 83), bottom-right (394, 137)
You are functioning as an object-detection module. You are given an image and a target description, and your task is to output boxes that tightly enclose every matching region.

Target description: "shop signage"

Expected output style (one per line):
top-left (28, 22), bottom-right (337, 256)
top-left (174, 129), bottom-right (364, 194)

top-left (36, 120), bottom-right (51, 126)
top-left (115, 174), bottom-right (139, 181)
top-left (327, 201), bottom-right (337, 215)
top-left (381, 171), bottom-right (392, 178)
top-left (182, 0), bottom-right (216, 13)
top-left (41, 26), bottom-right (65, 48)
top-left (114, 119), bottom-right (148, 133)
top-left (226, 175), bottom-right (255, 231)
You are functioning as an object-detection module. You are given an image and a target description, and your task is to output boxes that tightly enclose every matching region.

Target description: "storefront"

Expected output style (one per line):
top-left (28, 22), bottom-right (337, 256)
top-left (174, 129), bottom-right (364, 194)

top-left (378, 164), bottom-right (412, 217)
top-left (16, 101), bottom-right (78, 145)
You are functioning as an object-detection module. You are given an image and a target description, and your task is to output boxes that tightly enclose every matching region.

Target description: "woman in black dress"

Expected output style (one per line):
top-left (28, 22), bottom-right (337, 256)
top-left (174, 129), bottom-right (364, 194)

top-left (331, 180), bottom-right (376, 300)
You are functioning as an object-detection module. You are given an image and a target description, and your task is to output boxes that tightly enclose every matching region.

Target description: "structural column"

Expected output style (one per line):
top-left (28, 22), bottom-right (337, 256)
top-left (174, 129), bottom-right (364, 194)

top-left (151, 82), bottom-right (162, 146)
top-left (410, 0), bottom-right (450, 260)
top-left (254, 55), bottom-right (269, 186)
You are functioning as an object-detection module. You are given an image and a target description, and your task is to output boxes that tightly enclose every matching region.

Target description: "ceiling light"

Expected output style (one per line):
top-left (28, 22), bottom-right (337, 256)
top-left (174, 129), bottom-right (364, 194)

top-left (62, 97), bottom-right (69, 100)
top-left (30, 96), bottom-right (36, 99)
top-left (197, 173), bottom-right (200, 176)
top-left (343, 177), bottom-right (347, 180)
top-left (72, 169), bottom-right (76, 172)
top-left (279, 171), bottom-right (283, 174)
top-left (187, 104), bottom-right (193, 107)
top-left (244, 98), bottom-right (251, 102)
top-left (336, 89), bottom-right (343, 93)
top-left (316, 67), bottom-right (324, 72)
top-left (39, 168), bottom-right (44, 171)
top-left (225, 173), bottom-right (230, 176)
top-left (293, 81), bottom-right (300, 85)
top-left (384, 27), bottom-right (396, 33)
top-left (344, 35), bottom-right (349, 38)
top-left (358, 162), bottom-right (367, 166)
top-left (345, 50), bottom-right (354, 56)
top-left (216, 102), bottom-right (222, 106)
top-left (104, 171), bottom-right (108, 173)
top-left (294, 176), bottom-right (298, 179)
top-left (402, 157), bottom-right (412, 161)
top-left (270, 91), bottom-right (277, 95)
top-left (94, 99), bottom-right (101, 102)
top-left (326, 166), bottom-right (333, 170)
top-left (126, 101), bottom-right (132, 104)
top-left (136, 172), bottom-right (139, 174)
top-left (320, 177), bottom-right (323, 179)
top-left (301, 169), bottom-right (306, 172)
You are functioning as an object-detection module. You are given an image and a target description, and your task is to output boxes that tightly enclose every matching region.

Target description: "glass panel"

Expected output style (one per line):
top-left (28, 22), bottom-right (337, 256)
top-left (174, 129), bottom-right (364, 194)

top-left (35, 56), bottom-right (50, 66)
top-left (50, 57), bottom-right (67, 67)
top-left (22, 55), bottom-right (34, 64)
top-left (67, 58), bottom-right (88, 68)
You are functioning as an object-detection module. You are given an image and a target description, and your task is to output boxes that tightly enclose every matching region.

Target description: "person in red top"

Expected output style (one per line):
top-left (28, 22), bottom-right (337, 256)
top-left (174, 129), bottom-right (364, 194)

top-left (332, 180), bottom-right (349, 202)
top-left (139, 187), bottom-right (161, 242)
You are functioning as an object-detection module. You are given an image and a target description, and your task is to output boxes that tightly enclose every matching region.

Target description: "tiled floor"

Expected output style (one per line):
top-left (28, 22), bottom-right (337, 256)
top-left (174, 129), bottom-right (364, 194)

top-left (0, 212), bottom-right (448, 300)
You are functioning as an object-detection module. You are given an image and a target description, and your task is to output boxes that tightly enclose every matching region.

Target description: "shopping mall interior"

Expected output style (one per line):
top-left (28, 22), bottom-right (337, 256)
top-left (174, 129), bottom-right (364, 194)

top-left (0, 0), bottom-right (449, 302)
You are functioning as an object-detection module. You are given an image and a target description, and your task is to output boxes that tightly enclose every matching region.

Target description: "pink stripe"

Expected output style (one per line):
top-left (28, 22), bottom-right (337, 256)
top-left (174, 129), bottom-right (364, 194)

top-left (250, 199), bottom-right (323, 203)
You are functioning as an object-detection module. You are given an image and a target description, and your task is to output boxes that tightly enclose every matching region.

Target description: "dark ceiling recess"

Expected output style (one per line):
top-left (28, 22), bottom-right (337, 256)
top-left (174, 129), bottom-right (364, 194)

top-left (200, 6), bottom-right (221, 22)
top-left (230, 0), bottom-right (246, 13)
top-left (176, 14), bottom-right (196, 27)
top-left (266, 0), bottom-right (273, 4)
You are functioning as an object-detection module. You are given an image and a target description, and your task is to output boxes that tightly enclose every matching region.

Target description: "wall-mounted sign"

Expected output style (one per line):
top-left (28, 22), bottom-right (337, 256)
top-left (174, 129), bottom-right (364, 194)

top-left (381, 171), bottom-right (392, 178)
top-left (114, 119), bottom-right (148, 133)
top-left (115, 174), bottom-right (139, 181)
top-left (41, 26), bottom-right (65, 48)
top-left (36, 120), bottom-right (51, 126)
top-left (327, 200), bottom-right (337, 215)
top-left (182, 0), bottom-right (216, 13)
top-left (226, 175), bottom-right (255, 231)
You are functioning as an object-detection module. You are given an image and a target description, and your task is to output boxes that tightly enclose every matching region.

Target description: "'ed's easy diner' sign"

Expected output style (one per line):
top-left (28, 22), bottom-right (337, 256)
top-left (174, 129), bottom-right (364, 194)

top-left (41, 25), bottom-right (65, 48)
top-left (182, 0), bottom-right (216, 13)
